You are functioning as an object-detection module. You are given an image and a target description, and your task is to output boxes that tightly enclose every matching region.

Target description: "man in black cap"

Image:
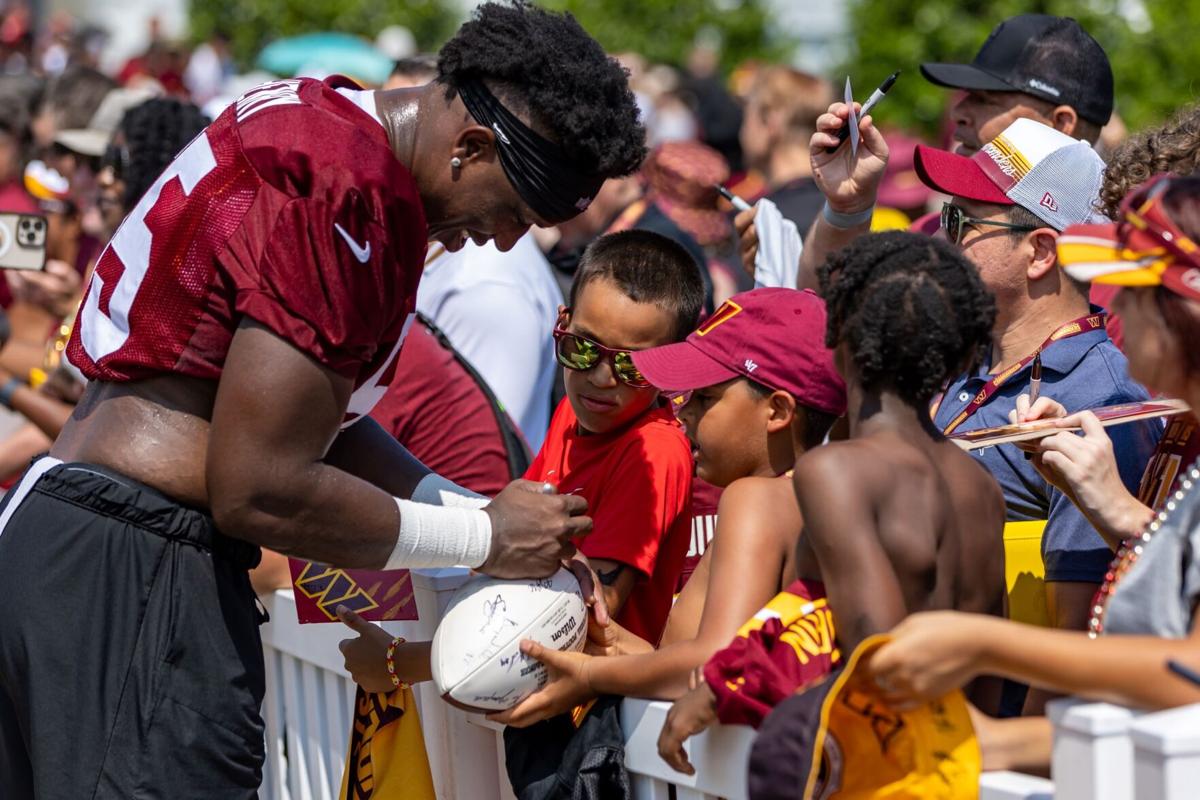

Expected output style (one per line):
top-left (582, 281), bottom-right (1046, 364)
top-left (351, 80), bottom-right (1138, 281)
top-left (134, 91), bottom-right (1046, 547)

top-left (922, 14), bottom-right (1113, 155)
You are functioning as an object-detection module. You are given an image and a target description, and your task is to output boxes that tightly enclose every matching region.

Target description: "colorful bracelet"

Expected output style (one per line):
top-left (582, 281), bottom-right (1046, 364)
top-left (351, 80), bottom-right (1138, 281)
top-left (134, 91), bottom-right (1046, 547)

top-left (385, 636), bottom-right (407, 689)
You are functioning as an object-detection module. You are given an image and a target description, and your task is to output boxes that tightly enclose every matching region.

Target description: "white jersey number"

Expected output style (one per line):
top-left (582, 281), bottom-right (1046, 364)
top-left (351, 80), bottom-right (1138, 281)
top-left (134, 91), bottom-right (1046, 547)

top-left (80, 131), bottom-right (217, 362)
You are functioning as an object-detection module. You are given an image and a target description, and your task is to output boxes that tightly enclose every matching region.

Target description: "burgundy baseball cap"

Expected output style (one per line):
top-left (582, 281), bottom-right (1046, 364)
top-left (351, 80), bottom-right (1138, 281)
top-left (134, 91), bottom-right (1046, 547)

top-left (632, 287), bottom-right (847, 416)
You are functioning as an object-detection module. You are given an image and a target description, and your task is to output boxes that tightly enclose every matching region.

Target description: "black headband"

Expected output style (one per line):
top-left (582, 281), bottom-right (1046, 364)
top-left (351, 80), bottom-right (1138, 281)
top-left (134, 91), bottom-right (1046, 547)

top-left (456, 78), bottom-right (603, 225)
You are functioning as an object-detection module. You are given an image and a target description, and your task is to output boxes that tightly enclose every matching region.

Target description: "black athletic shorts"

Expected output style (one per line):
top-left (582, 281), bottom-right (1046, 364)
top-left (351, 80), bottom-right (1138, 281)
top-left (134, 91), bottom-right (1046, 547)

top-left (0, 458), bottom-right (266, 799)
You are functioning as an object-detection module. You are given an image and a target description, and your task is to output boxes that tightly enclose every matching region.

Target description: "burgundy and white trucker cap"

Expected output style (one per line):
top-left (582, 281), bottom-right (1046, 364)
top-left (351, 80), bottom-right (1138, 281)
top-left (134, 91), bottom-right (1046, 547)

top-left (914, 117), bottom-right (1107, 231)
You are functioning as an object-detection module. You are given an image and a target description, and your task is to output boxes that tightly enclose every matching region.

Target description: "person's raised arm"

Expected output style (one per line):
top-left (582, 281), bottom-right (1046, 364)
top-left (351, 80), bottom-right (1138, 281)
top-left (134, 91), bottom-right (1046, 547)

top-left (795, 102), bottom-right (889, 292)
top-left (205, 319), bottom-right (590, 574)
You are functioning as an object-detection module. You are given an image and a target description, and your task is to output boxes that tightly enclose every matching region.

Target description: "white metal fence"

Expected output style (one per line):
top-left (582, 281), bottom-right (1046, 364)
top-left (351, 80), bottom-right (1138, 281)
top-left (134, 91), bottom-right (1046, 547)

top-left (259, 574), bottom-right (1200, 800)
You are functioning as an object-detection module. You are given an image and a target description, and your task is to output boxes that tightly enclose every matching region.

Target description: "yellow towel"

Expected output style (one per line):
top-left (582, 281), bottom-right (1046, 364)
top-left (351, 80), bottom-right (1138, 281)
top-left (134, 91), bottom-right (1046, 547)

top-left (340, 685), bottom-right (436, 800)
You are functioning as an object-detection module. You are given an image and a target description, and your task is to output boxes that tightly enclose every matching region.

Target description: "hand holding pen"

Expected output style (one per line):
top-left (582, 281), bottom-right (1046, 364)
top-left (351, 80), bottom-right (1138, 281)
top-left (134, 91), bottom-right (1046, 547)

top-left (810, 100), bottom-right (890, 221)
top-left (1029, 352), bottom-right (1043, 407)
top-left (715, 185), bottom-right (759, 280)
top-left (824, 71), bottom-right (900, 154)
top-left (715, 185), bottom-right (752, 213)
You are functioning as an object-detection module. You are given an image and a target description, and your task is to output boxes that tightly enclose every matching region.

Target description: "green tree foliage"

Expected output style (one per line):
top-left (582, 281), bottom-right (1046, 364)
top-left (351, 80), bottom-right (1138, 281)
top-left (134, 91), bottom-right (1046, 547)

top-left (539, 0), bottom-right (787, 71)
top-left (189, 0), bottom-right (460, 69)
top-left (192, 0), bottom-right (785, 76)
top-left (841, 0), bottom-right (1200, 137)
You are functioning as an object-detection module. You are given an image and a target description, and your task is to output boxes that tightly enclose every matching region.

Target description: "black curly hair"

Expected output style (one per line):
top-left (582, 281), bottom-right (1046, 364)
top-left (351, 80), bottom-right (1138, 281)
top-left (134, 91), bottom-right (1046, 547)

top-left (819, 231), bottom-right (996, 408)
top-left (436, 1), bottom-right (645, 179)
top-left (111, 98), bottom-right (209, 210)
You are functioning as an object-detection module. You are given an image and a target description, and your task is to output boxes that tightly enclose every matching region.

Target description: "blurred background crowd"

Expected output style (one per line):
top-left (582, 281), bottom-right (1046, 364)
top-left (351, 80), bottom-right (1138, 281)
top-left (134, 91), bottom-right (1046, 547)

top-left (0, 0), bottom-right (1190, 540)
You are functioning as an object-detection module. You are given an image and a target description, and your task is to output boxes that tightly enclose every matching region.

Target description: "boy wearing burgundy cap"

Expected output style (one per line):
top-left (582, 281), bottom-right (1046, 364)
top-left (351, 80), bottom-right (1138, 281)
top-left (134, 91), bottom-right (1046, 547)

top-left (485, 287), bottom-right (847, 730)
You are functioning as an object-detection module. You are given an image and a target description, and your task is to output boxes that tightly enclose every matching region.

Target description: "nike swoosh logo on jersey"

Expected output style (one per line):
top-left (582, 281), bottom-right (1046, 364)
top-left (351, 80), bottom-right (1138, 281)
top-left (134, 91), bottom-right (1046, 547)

top-left (334, 223), bottom-right (371, 263)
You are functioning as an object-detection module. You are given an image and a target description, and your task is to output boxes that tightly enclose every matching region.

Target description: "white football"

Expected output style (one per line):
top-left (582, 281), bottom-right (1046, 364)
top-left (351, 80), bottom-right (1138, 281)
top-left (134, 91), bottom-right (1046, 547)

top-left (430, 568), bottom-right (587, 712)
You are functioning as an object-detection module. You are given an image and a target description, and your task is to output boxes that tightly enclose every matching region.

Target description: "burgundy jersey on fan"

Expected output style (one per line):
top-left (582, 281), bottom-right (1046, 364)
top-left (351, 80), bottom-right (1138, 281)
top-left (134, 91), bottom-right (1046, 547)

top-left (66, 76), bottom-right (427, 426)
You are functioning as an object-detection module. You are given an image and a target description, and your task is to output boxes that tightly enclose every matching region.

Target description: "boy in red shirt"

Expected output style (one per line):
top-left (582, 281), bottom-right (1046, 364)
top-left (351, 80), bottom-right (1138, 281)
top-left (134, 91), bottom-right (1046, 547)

top-left (339, 228), bottom-right (704, 685)
top-left (530, 230), bottom-right (703, 642)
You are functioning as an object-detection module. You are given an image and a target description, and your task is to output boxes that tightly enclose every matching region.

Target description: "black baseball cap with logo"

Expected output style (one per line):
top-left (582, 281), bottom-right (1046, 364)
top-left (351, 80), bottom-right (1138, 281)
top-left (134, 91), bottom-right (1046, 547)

top-left (920, 14), bottom-right (1114, 126)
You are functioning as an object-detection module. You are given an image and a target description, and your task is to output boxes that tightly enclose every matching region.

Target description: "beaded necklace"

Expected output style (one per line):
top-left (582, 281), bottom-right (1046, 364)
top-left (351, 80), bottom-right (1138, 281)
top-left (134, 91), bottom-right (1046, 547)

top-left (1089, 457), bottom-right (1200, 638)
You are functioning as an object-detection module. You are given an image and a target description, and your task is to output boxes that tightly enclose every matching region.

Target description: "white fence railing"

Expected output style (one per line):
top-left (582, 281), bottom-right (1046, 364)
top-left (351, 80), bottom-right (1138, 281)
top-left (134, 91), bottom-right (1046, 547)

top-left (261, 569), bottom-right (510, 800)
top-left (260, 577), bottom-right (1200, 800)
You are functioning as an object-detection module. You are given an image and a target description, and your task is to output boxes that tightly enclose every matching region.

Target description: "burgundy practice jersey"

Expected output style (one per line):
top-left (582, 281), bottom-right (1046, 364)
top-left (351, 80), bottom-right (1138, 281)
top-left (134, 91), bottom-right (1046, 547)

top-left (67, 76), bottom-right (426, 426)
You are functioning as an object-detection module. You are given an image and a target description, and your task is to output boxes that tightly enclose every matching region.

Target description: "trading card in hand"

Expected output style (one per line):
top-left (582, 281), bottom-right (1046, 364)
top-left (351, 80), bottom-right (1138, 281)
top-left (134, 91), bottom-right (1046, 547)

top-left (949, 398), bottom-right (1190, 451)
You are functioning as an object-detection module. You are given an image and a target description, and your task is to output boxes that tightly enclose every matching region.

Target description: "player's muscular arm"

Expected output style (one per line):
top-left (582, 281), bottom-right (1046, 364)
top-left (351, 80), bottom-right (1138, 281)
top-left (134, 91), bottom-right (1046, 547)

top-left (206, 321), bottom-right (410, 567)
top-left (207, 321), bottom-right (590, 572)
top-left (793, 450), bottom-right (908, 651)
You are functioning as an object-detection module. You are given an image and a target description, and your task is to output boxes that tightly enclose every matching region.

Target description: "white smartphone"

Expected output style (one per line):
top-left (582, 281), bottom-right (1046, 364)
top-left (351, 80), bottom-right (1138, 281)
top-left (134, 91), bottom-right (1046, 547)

top-left (0, 212), bottom-right (47, 271)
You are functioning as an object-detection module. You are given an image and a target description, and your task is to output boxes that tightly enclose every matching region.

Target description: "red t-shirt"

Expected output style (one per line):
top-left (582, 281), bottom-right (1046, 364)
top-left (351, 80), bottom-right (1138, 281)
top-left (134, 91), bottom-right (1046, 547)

top-left (524, 398), bottom-right (693, 644)
top-left (677, 477), bottom-right (722, 593)
top-left (369, 319), bottom-right (514, 497)
top-left (66, 77), bottom-right (426, 428)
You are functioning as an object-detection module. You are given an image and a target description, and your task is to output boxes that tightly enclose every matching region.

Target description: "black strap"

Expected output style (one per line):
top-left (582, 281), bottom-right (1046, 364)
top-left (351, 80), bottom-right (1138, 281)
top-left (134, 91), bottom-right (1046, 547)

top-left (416, 313), bottom-right (532, 480)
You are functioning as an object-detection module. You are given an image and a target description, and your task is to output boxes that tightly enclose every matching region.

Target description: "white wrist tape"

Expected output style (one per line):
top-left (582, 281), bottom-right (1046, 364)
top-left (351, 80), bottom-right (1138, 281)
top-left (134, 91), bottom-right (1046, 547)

top-left (385, 497), bottom-right (492, 570)
top-left (411, 472), bottom-right (490, 509)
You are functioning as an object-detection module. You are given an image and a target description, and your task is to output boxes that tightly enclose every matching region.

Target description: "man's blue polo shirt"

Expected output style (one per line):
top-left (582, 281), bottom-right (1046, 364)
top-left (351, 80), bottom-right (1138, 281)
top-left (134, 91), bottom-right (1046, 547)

top-left (933, 324), bottom-right (1162, 583)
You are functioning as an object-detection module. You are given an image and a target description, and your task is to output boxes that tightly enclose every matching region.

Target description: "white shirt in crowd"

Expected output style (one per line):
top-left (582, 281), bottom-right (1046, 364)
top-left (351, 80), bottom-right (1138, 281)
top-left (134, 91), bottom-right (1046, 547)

top-left (417, 234), bottom-right (561, 453)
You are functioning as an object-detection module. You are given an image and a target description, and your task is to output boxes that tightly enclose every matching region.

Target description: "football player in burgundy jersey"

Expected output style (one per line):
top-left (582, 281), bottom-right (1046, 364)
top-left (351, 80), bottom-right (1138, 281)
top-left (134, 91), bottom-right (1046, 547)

top-left (0, 3), bottom-right (645, 797)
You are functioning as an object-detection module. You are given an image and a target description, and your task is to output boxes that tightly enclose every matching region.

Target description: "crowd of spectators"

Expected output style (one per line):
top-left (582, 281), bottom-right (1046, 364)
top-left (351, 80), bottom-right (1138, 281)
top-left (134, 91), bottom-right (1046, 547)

top-left (0, 3), bottom-right (1199, 797)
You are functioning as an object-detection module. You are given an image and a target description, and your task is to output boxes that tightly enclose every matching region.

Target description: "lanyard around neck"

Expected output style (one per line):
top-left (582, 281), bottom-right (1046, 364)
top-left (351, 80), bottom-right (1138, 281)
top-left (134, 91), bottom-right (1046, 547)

top-left (938, 311), bottom-right (1107, 436)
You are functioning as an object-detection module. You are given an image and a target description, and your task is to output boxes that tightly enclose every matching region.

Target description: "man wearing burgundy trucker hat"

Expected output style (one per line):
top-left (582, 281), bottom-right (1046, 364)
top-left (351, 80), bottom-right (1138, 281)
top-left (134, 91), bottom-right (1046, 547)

top-left (916, 118), bottom-right (1162, 715)
top-left (922, 14), bottom-right (1113, 156)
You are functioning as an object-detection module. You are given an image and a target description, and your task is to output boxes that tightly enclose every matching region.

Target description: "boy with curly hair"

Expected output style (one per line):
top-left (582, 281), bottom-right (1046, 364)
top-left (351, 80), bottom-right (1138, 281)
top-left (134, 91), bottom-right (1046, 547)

top-left (658, 232), bottom-right (1008, 774)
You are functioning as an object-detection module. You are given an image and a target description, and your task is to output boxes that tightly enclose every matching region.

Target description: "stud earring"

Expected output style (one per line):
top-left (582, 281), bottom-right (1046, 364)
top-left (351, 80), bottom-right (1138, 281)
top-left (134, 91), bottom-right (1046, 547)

top-left (450, 156), bottom-right (462, 169)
